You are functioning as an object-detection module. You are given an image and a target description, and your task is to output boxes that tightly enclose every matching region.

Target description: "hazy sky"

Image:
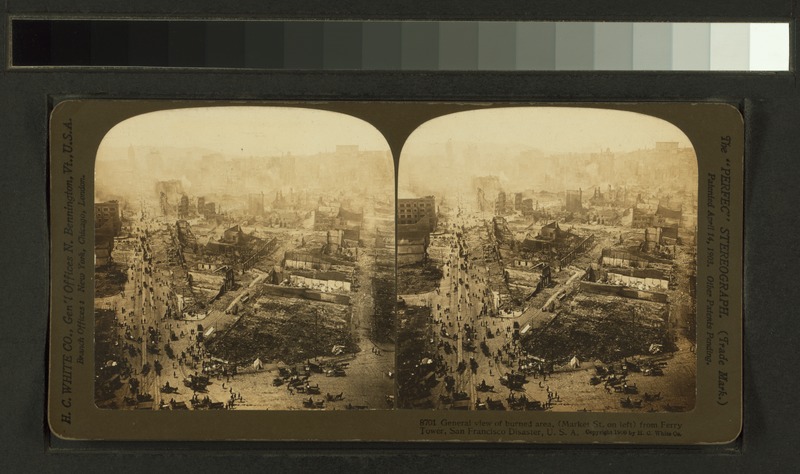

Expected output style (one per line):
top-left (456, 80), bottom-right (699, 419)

top-left (398, 107), bottom-right (697, 198)
top-left (401, 107), bottom-right (692, 156)
top-left (98, 106), bottom-right (391, 158)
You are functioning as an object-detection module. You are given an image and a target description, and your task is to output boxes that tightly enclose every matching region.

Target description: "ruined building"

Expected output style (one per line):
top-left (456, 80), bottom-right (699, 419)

top-left (495, 191), bottom-right (507, 216)
top-left (565, 189), bottom-right (583, 213)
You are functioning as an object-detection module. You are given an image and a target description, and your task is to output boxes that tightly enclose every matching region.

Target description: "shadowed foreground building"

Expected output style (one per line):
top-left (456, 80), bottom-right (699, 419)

top-left (397, 196), bottom-right (438, 265)
top-left (95, 200), bottom-right (121, 267)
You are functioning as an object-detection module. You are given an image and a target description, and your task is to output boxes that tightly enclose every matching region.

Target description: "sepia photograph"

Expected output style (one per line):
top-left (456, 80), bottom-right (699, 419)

top-left (92, 107), bottom-right (396, 411)
top-left (397, 107), bottom-right (698, 412)
top-left (47, 100), bottom-right (741, 442)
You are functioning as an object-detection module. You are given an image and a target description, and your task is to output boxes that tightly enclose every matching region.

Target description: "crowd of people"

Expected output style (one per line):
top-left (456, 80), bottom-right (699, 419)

top-left (100, 223), bottom-right (234, 409)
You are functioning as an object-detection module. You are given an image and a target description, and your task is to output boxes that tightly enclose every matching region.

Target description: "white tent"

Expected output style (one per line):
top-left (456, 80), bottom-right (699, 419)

top-left (253, 358), bottom-right (263, 370)
top-left (568, 355), bottom-right (581, 368)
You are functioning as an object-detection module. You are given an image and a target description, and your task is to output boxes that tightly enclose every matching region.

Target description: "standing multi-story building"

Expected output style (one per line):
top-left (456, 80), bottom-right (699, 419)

top-left (95, 200), bottom-right (121, 237)
top-left (397, 196), bottom-right (437, 232)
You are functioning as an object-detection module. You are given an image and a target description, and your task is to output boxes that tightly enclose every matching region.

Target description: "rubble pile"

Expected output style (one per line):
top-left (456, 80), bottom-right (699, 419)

top-left (522, 296), bottom-right (674, 363)
top-left (207, 299), bottom-right (357, 365)
top-left (397, 305), bottom-right (440, 408)
top-left (94, 308), bottom-right (128, 406)
top-left (371, 276), bottom-right (395, 343)
top-left (397, 263), bottom-right (443, 295)
top-left (95, 262), bottom-right (128, 298)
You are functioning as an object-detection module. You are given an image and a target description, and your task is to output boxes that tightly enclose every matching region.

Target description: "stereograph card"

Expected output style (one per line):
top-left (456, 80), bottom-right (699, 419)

top-left (47, 100), bottom-right (742, 444)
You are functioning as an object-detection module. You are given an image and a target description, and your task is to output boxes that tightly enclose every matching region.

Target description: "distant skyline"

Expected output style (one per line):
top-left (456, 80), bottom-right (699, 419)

top-left (95, 107), bottom-right (396, 202)
top-left (99, 106), bottom-right (691, 163)
top-left (398, 107), bottom-right (697, 199)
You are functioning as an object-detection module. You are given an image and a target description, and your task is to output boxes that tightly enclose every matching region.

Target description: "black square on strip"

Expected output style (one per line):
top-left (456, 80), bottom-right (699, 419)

top-left (12, 20), bottom-right (53, 66)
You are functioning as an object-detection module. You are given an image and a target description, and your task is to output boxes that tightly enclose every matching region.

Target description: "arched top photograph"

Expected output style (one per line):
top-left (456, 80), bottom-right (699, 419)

top-left (396, 106), bottom-right (699, 413)
top-left (92, 105), bottom-right (396, 412)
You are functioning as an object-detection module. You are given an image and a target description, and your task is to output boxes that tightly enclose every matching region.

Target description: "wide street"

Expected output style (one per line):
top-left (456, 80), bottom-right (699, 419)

top-left (423, 213), bottom-right (532, 410)
top-left (405, 208), bottom-right (696, 412)
top-left (97, 201), bottom-right (395, 411)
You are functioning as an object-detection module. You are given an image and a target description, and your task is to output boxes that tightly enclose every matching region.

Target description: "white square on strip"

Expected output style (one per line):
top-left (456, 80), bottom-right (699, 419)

top-left (749, 23), bottom-right (790, 71)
